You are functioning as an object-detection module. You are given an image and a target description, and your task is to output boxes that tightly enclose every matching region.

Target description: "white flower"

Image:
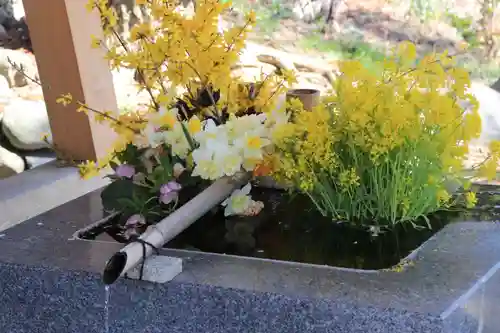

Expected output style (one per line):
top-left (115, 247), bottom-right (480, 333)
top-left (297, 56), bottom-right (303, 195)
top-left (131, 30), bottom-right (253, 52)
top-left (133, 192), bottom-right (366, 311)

top-left (194, 119), bottom-right (225, 147)
top-left (242, 157), bottom-right (259, 172)
top-left (139, 124), bottom-right (167, 148)
top-left (150, 106), bottom-right (179, 126)
top-left (234, 132), bottom-right (271, 160)
top-left (226, 114), bottom-right (267, 141)
top-left (265, 108), bottom-right (289, 129)
top-left (191, 148), bottom-right (224, 180)
top-left (134, 107), bottom-right (179, 148)
top-left (221, 183), bottom-right (253, 216)
top-left (164, 122), bottom-right (191, 158)
top-left (217, 147), bottom-right (244, 177)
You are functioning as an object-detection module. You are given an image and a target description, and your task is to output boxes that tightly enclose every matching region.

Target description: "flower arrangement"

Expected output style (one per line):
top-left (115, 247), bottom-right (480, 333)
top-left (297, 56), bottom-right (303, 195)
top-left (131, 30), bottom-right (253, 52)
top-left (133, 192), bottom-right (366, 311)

top-left (271, 42), bottom-right (500, 230)
top-left (57, 0), bottom-right (295, 238)
top-left (59, 0), bottom-right (500, 240)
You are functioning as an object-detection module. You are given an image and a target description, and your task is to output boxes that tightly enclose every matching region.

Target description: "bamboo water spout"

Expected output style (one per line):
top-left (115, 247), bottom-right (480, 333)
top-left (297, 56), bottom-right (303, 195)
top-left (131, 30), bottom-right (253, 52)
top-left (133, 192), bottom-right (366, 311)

top-left (102, 174), bottom-right (249, 285)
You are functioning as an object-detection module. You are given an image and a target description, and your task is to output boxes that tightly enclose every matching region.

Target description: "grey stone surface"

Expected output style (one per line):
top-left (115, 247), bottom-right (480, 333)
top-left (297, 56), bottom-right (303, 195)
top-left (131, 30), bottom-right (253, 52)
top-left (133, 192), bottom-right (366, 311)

top-left (22, 148), bottom-right (56, 168)
top-left (126, 255), bottom-right (183, 284)
top-left (0, 263), bottom-right (447, 333)
top-left (0, 190), bottom-right (499, 332)
top-left (0, 161), bottom-right (109, 232)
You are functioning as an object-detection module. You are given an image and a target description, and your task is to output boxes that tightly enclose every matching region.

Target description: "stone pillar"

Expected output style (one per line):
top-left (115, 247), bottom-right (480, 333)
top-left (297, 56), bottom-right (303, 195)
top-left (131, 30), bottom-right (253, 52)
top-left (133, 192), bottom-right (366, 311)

top-left (22, 0), bottom-right (117, 161)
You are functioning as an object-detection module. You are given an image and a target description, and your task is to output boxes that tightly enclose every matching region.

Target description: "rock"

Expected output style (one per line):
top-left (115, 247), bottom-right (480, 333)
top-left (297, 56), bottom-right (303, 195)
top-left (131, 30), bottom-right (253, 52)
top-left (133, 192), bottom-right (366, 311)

top-left (468, 81), bottom-right (500, 144)
top-left (1, 99), bottom-right (52, 151)
top-left (490, 77), bottom-right (500, 93)
top-left (0, 75), bottom-right (12, 103)
top-left (0, 23), bottom-right (6, 38)
top-left (0, 144), bottom-right (24, 178)
top-left (110, 0), bottom-right (149, 39)
top-left (0, 0), bottom-right (14, 26)
top-left (257, 54), bottom-right (296, 72)
top-left (295, 72), bottom-right (331, 92)
top-left (231, 63), bottom-right (277, 82)
top-left (291, 0), bottom-right (326, 22)
top-left (14, 84), bottom-right (43, 100)
top-left (11, 0), bottom-right (24, 21)
top-left (0, 48), bottom-right (38, 87)
top-left (1, 17), bottom-right (33, 52)
top-left (0, 75), bottom-right (12, 122)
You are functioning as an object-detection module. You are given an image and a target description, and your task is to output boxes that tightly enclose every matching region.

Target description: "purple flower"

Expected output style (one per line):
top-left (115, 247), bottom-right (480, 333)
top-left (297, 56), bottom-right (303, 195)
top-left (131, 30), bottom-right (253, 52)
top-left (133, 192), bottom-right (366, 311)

top-left (160, 181), bottom-right (182, 194)
top-left (159, 181), bottom-right (182, 205)
top-left (125, 214), bottom-right (145, 227)
top-left (115, 164), bottom-right (136, 179)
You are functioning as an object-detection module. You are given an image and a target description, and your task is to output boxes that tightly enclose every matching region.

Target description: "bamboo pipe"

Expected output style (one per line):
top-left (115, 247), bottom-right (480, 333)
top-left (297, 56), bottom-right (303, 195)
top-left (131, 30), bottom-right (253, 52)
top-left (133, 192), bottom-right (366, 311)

top-left (102, 174), bottom-right (249, 285)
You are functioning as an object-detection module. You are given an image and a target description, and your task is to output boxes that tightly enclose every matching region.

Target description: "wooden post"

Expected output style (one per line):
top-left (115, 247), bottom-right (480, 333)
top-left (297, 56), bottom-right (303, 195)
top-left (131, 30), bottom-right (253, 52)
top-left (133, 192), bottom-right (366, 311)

top-left (22, 0), bottom-right (117, 161)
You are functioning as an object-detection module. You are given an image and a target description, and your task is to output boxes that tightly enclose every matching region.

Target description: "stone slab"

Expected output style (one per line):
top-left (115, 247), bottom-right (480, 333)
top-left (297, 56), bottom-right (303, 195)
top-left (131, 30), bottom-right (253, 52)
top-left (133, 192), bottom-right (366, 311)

top-left (23, 149), bottom-right (56, 168)
top-left (125, 255), bottom-right (183, 284)
top-left (0, 190), bottom-right (499, 331)
top-left (0, 161), bottom-right (109, 231)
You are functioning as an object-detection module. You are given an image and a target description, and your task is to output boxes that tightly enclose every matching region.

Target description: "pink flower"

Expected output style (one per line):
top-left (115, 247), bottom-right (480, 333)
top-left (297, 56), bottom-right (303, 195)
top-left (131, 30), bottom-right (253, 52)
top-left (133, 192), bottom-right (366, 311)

top-left (159, 181), bottom-right (182, 205)
top-left (115, 164), bottom-right (136, 179)
top-left (161, 181), bottom-right (182, 193)
top-left (125, 214), bottom-right (146, 227)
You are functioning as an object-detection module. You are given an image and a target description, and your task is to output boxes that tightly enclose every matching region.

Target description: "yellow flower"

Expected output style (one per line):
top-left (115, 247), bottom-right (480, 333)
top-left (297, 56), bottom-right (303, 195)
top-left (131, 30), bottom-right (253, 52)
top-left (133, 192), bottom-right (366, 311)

top-left (56, 93), bottom-right (72, 106)
top-left (78, 160), bottom-right (100, 179)
top-left (465, 191), bottom-right (477, 208)
top-left (187, 116), bottom-right (202, 135)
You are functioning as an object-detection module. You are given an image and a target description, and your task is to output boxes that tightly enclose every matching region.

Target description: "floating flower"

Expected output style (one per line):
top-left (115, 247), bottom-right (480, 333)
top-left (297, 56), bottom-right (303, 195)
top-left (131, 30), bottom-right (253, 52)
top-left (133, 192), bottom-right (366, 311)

top-left (115, 164), bottom-right (136, 179)
top-left (222, 183), bottom-right (253, 216)
top-left (159, 181), bottom-right (182, 205)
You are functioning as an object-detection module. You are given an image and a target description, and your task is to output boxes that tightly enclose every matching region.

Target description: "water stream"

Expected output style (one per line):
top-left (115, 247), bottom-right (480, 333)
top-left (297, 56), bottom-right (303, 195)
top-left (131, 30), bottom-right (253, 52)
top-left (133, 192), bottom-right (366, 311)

top-left (104, 285), bottom-right (110, 333)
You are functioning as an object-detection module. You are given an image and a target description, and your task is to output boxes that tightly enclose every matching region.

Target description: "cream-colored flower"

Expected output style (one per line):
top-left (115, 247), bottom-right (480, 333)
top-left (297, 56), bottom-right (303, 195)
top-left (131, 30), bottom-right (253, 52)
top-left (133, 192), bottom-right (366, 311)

top-left (235, 132), bottom-right (271, 160)
top-left (217, 146), bottom-right (244, 177)
top-left (221, 183), bottom-right (253, 216)
top-left (164, 122), bottom-right (191, 158)
top-left (191, 149), bottom-right (223, 180)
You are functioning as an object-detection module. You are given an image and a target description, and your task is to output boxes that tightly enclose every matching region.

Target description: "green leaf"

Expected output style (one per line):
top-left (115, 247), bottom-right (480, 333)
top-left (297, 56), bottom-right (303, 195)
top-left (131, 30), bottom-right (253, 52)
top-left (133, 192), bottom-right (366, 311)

top-left (181, 122), bottom-right (196, 150)
top-left (117, 197), bottom-right (140, 210)
top-left (109, 161), bottom-right (119, 171)
top-left (115, 143), bottom-right (143, 165)
top-left (100, 179), bottom-right (150, 212)
top-left (159, 153), bottom-right (173, 171)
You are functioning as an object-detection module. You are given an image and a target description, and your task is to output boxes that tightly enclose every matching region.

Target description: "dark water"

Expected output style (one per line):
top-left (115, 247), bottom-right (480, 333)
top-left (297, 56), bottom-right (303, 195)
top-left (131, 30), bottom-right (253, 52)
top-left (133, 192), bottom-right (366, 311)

top-left (80, 184), bottom-right (500, 270)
